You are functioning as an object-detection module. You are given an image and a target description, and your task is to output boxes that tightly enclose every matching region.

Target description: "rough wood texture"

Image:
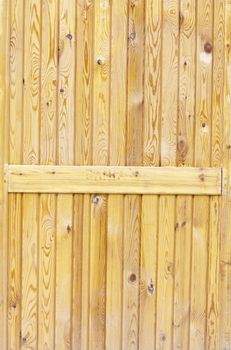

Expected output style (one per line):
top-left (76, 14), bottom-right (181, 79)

top-left (7, 165), bottom-right (222, 195)
top-left (0, 0), bottom-right (230, 349)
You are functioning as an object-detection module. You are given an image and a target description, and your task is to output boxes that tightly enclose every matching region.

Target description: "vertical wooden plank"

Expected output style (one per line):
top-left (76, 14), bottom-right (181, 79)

top-left (71, 194), bottom-right (83, 350)
top-left (40, 0), bottom-right (58, 165)
top-left (194, 0), bottom-right (213, 168)
top-left (174, 0), bottom-right (195, 349)
top-left (89, 194), bottom-right (107, 350)
top-left (58, 0), bottom-right (75, 165)
top-left (140, 1), bottom-right (161, 347)
top-left (109, 0), bottom-right (127, 166)
top-left (38, 195), bottom-right (55, 350)
top-left (21, 2), bottom-right (41, 349)
top-left (38, 1), bottom-right (58, 349)
top-left (9, 0), bottom-right (23, 164)
top-left (92, 0), bottom-right (110, 165)
top-left (8, 194), bottom-right (21, 350)
top-left (56, 0), bottom-right (75, 348)
top-left (73, 1), bottom-right (93, 347)
top-left (21, 194), bottom-right (38, 350)
top-left (156, 196), bottom-right (175, 350)
top-left (143, 0), bottom-right (162, 166)
top-left (55, 195), bottom-right (73, 349)
top-left (75, 0), bottom-right (94, 165)
top-left (161, 0), bottom-right (179, 166)
top-left (220, 0), bottom-right (231, 348)
top-left (156, 0), bottom-right (178, 349)
top-left (122, 195), bottom-right (141, 350)
top-left (139, 195), bottom-right (158, 349)
top-left (206, 1), bottom-right (224, 349)
top-left (173, 196), bottom-right (192, 349)
top-left (177, 0), bottom-right (195, 167)
top-left (23, 0), bottom-right (41, 165)
top-left (190, 198), bottom-right (209, 349)
top-left (126, 0), bottom-right (145, 166)
top-left (105, 1), bottom-right (127, 348)
top-left (8, 0), bottom-right (23, 348)
top-left (106, 195), bottom-right (123, 350)
top-left (206, 196), bottom-right (221, 349)
top-left (80, 195), bottom-right (91, 349)
top-left (89, 1), bottom-right (110, 348)
top-left (122, 1), bottom-right (144, 348)
top-left (190, 0), bottom-right (213, 349)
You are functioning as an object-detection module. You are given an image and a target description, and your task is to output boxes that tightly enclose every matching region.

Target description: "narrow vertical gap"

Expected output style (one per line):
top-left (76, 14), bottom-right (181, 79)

top-left (53, 193), bottom-right (57, 348)
top-left (141, 0), bottom-right (146, 165)
top-left (154, 195), bottom-right (160, 348)
top-left (205, 196), bottom-right (211, 350)
top-left (91, 2), bottom-right (95, 166)
top-left (71, 194), bottom-right (75, 348)
top-left (38, 0), bottom-right (43, 165)
top-left (104, 195), bottom-right (108, 349)
top-left (55, 0), bottom-right (60, 166)
top-left (125, 1), bottom-right (130, 167)
top-left (187, 195), bottom-right (194, 350)
top-left (6, 1), bottom-right (12, 346)
top-left (87, 195), bottom-right (91, 349)
top-left (172, 195), bottom-right (177, 349)
top-left (193, 0), bottom-right (198, 167)
top-left (36, 194), bottom-right (40, 350)
top-left (177, 0), bottom-right (181, 167)
top-left (108, 0), bottom-right (112, 166)
top-left (22, 0), bottom-right (26, 165)
top-left (159, 0), bottom-right (164, 167)
top-left (137, 194), bottom-right (142, 348)
top-left (210, 0), bottom-right (215, 168)
top-left (73, 0), bottom-right (77, 166)
top-left (120, 194), bottom-right (124, 350)
top-left (20, 194), bottom-right (24, 343)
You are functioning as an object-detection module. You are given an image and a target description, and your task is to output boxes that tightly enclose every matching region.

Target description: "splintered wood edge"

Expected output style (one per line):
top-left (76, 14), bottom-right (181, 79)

top-left (5, 165), bottom-right (223, 195)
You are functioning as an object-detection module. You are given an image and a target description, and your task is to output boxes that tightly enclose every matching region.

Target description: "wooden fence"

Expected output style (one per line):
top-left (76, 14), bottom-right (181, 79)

top-left (0, 0), bottom-right (231, 349)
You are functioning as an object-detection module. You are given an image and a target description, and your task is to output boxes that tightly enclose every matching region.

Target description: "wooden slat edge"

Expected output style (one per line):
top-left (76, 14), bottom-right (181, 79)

top-left (6, 165), bottom-right (222, 195)
top-left (0, 0), bottom-right (9, 348)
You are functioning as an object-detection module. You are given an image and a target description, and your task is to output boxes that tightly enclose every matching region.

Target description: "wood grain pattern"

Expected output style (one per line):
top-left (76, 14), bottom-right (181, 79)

top-left (139, 195), bottom-right (157, 349)
top-left (55, 195), bottom-right (73, 350)
top-left (89, 194), bottom-right (107, 350)
top-left (75, 0), bottom-right (94, 165)
top-left (173, 196), bottom-right (192, 350)
top-left (190, 1), bottom-right (213, 349)
top-left (190, 197), bottom-right (209, 349)
top-left (126, 0), bottom-right (145, 166)
top-left (8, 194), bottom-right (21, 350)
top-left (38, 194), bottom-right (55, 350)
top-left (156, 196), bottom-right (175, 350)
top-left (143, 0), bottom-right (161, 166)
top-left (106, 195), bottom-right (123, 350)
top-left (174, 1), bottom-right (195, 349)
top-left (58, 0), bottom-right (75, 165)
top-left (0, 0), bottom-right (229, 348)
top-left (80, 195), bottom-right (91, 349)
top-left (122, 195), bottom-right (141, 350)
top-left (220, 1), bottom-right (231, 348)
top-left (9, 0), bottom-right (23, 164)
top-left (40, 0), bottom-right (58, 165)
top-left (7, 165), bottom-right (223, 195)
top-left (23, 0), bottom-right (41, 165)
top-left (93, 0), bottom-right (110, 165)
top-left (8, 0), bottom-right (23, 348)
top-left (21, 194), bottom-right (38, 350)
top-left (39, 2), bottom-right (57, 349)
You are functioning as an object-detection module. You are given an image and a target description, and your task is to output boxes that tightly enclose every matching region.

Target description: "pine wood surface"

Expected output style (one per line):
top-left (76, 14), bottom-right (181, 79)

top-left (0, 0), bottom-right (230, 349)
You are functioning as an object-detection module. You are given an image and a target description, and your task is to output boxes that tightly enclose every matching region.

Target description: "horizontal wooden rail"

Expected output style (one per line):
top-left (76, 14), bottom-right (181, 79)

top-left (5, 165), bottom-right (222, 195)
